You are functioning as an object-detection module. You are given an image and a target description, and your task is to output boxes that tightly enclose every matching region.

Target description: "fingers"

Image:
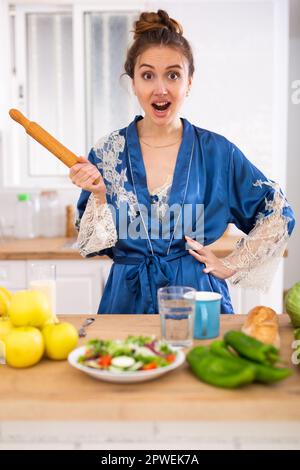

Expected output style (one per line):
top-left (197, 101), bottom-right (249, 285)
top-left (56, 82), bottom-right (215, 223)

top-left (75, 169), bottom-right (99, 186)
top-left (186, 235), bottom-right (215, 274)
top-left (69, 157), bottom-right (102, 190)
top-left (69, 156), bottom-right (90, 178)
top-left (189, 249), bottom-right (214, 275)
top-left (188, 249), bottom-right (206, 264)
top-left (185, 235), bottom-right (203, 252)
top-left (77, 156), bottom-right (89, 163)
top-left (203, 266), bottom-right (213, 274)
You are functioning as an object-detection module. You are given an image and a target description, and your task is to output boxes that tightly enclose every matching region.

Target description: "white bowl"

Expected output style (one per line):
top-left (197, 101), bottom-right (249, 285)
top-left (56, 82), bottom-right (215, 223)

top-left (68, 345), bottom-right (185, 384)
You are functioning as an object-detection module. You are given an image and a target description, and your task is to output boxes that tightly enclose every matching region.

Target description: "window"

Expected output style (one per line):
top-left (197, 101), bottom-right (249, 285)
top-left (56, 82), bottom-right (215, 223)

top-left (85, 12), bottom-right (139, 149)
top-left (26, 12), bottom-right (74, 177)
top-left (7, 2), bottom-right (142, 187)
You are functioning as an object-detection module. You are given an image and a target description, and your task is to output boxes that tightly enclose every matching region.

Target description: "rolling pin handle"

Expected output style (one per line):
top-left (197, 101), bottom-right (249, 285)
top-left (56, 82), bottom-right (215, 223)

top-left (93, 176), bottom-right (101, 185)
top-left (9, 109), bottom-right (30, 129)
top-left (9, 108), bottom-right (102, 187)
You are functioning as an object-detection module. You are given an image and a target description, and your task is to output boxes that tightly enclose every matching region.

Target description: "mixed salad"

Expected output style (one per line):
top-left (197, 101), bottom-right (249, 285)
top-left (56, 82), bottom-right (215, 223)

top-left (78, 335), bottom-right (178, 372)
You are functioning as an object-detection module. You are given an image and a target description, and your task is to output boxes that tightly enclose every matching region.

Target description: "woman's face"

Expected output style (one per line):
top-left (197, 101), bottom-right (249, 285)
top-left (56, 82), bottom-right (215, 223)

top-left (132, 45), bottom-right (192, 126)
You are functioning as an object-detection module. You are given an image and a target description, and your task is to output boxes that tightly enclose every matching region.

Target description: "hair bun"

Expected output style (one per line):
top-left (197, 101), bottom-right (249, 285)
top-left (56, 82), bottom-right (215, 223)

top-left (133, 9), bottom-right (183, 39)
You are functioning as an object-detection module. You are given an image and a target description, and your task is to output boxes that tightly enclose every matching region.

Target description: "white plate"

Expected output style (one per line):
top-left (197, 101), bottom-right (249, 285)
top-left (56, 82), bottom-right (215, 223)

top-left (68, 345), bottom-right (185, 384)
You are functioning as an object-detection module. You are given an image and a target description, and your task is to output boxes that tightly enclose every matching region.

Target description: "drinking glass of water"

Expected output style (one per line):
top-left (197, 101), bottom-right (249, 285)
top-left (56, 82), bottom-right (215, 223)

top-left (28, 263), bottom-right (57, 321)
top-left (158, 286), bottom-right (196, 348)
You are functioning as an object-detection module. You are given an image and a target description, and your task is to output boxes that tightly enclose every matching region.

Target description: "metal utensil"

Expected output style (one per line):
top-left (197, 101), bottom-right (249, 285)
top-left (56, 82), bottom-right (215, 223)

top-left (78, 317), bottom-right (95, 338)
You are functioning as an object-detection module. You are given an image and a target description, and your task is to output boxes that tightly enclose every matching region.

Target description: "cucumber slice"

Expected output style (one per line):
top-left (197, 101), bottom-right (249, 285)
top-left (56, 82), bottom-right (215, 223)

top-left (111, 356), bottom-right (135, 369)
top-left (127, 361), bottom-right (144, 371)
top-left (108, 365), bottom-right (124, 373)
top-left (136, 346), bottom-right (156, 357)
top-left (84, 360), bottom-right (101, 369)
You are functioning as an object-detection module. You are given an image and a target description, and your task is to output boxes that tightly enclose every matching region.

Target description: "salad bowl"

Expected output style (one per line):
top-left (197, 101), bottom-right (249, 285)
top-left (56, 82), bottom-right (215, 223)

top-left (68, 335), bottom-right (186, 383)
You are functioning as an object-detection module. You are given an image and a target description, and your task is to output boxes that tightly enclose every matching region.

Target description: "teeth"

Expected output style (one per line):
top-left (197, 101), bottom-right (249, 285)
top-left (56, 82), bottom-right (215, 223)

top-left (153, 101), bottom-right (168, 106)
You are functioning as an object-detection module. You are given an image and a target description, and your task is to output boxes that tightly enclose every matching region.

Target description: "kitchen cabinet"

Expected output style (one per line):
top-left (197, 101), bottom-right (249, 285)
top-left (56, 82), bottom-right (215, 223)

top-left (0, 258), bottom-right (113, 314)
top-left (0, 260), bottom-right (27, 293)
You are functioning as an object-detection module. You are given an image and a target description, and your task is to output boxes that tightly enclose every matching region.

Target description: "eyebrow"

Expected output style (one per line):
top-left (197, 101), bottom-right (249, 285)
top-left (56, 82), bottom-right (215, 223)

top-left (139, 63), bottom-right (182, 70)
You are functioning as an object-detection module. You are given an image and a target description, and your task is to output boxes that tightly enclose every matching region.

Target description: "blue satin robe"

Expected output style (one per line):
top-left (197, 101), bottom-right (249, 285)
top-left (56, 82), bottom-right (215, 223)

top-left (77, 115), bottom-right (295, 314)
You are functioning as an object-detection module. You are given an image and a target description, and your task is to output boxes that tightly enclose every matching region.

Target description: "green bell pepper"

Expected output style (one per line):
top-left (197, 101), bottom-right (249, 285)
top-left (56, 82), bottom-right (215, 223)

top-left (210, 340), bottom-right (292, 384)
top-left (187, 346), bottom-right (255, 389)
top-left (224, 330), bottom-right (279, 365)
top-left (294, 328), bottom-right (300, 341)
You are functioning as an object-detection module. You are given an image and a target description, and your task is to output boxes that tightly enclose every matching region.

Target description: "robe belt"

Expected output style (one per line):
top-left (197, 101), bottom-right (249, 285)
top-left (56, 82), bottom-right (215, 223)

top-left (114, 251), bottom-right (189, 313)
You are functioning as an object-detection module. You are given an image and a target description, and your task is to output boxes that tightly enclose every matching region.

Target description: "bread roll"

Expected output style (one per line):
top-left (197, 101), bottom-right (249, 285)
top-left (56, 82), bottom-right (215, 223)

top-left (242, 306), bottom-right (280, 348)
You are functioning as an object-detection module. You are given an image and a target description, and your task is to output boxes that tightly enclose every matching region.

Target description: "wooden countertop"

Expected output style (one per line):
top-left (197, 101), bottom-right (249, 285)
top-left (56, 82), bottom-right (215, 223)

top-left (0, 314), bottom-right (299, 422)
top-left (0, 237), bottom-right (89, 260)
top-left (0, 235), bottom-right (287, 260)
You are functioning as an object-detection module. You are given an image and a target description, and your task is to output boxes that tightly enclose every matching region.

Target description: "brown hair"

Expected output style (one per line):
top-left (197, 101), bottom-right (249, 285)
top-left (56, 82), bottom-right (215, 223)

top-left (123, 10), bottom-right (194, 79)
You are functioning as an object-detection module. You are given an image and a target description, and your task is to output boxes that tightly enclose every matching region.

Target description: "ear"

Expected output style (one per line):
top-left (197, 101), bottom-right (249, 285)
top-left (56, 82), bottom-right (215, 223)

top-left (131, 80), bottom-right (136, 96)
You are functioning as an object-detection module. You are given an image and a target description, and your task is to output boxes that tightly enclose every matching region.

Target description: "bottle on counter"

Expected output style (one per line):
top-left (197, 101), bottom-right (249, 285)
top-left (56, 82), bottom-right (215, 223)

top-left (14, 193), bottom-right (35, 239)
top-left (65, 205), bottom-right (77, 238)
top-left (39, 190), bottom-right (61, 237)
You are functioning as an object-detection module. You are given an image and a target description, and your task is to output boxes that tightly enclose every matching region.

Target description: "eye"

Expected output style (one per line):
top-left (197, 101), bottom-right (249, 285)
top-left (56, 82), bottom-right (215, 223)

top-left (168, 71), bottom-right (180, 80)
top-left (142, 72), bottom-right (153, 80)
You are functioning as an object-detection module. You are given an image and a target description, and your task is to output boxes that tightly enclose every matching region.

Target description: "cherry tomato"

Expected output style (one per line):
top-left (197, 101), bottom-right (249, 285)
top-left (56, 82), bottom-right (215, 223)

top-left (166, 354), bottom-right (176, 363)
top-left (98, 354), bottom-right (112, 368)
top-left (142, 362), bottom-right (157, 370)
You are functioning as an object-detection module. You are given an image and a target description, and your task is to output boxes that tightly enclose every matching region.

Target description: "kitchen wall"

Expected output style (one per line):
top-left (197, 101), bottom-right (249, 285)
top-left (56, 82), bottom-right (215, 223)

top-left (285, 0), bottom-right (300, 291)
top-left (0, 187), bottom-right (80, 238)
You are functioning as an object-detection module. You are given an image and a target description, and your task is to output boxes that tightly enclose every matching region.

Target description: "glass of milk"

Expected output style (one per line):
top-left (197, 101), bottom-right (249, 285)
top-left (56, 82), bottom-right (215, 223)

top-left (28, 263), bottom-right (57, 320)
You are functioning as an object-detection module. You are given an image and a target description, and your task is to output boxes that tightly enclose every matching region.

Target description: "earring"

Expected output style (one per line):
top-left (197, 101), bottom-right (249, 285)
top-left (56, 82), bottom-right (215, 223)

top-left (186, 89), bottom-right (190, 97)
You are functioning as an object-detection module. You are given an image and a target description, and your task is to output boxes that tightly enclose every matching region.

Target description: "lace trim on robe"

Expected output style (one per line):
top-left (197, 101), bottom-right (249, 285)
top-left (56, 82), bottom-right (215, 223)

top-left (221, 180), bottom-right (291, 292)
top-left (93, 131), bottom-right (139, 222)
top-left (76, 194), bottom-right (117, 258)
top-left (149, 174), bottom-right (173, 222)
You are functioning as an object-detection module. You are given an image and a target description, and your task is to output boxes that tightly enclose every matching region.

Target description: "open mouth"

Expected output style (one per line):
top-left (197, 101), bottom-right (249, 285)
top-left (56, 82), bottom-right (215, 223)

top-left (151, 101), bottom-right (171, 112)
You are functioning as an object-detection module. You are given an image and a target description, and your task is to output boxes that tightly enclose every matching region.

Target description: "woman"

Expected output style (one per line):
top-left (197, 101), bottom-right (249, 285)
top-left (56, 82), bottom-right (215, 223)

top-left (71, 10), bottom-right (295, 314)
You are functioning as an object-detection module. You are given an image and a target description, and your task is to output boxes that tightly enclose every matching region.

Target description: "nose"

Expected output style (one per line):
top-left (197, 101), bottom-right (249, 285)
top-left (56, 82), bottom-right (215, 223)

top-left (153, 77), bottom-right (168, 96)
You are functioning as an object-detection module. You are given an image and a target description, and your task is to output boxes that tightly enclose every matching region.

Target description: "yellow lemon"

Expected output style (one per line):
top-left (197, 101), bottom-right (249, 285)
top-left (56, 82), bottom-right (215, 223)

top-left (0, 287), bottom-right (12, 316)
top-left (0, 317), bottom-right (13, 341)
top-left (0, 286), bottom-right (13, 301)
top-left (5, 326), bottom-right (44, 368)
top-left (9, 290), bottom-right (52, 328)
top-left (43, 312), bottom-right (59, 326)
top-left (0, 340), bottom-right (5, 363)
top-left (42, 322), bottom-right (78, 360)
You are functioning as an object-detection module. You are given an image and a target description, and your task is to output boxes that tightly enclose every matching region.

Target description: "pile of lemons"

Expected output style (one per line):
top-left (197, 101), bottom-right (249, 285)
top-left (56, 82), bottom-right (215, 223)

top-left (0, 286), bottom-right (78, 368)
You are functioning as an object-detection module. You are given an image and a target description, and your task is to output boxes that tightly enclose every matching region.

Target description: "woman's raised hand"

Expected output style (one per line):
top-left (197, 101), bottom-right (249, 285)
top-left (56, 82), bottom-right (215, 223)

top-left (69, 156), bottom-right (106, 203)
top-left (185, 235), bottom-right (236, 280)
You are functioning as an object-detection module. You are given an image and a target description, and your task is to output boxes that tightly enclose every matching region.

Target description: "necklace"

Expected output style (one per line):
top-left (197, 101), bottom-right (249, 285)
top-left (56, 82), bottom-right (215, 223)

top-left (140, 137), bottom-right (182, 149)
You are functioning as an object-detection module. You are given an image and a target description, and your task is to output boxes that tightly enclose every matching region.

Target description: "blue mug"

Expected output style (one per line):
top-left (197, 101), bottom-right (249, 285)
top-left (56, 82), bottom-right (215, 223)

top-left (192, 292), bottom-right (222, 339)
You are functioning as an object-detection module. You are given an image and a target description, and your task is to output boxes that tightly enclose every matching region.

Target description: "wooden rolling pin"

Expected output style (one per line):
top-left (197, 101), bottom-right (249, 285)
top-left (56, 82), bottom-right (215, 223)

top-left (9, 109), bottom-right (100, 184)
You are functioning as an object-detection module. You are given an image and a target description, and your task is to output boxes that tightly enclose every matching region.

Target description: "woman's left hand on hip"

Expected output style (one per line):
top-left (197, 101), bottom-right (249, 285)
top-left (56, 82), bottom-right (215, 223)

top-left (185, 236), bottom-right (236, 280)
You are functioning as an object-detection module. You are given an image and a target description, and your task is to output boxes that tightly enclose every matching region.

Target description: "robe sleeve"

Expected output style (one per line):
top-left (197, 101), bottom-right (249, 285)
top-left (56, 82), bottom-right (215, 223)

top-left (221, 143), bottom-right (295, 291)
top-left (75, 148), bottom-right (117, 259)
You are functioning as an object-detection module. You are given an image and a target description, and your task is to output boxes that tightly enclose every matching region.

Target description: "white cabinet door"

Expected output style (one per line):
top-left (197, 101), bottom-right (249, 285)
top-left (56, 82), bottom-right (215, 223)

top-left (0, 258), bottom-right (113, 314)
top-left (55, 258), bottom-right (112, 314)
top-left (52, 259), bottom-right (104, 315)
top-left (0, 261), bottom-right (27, 292)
